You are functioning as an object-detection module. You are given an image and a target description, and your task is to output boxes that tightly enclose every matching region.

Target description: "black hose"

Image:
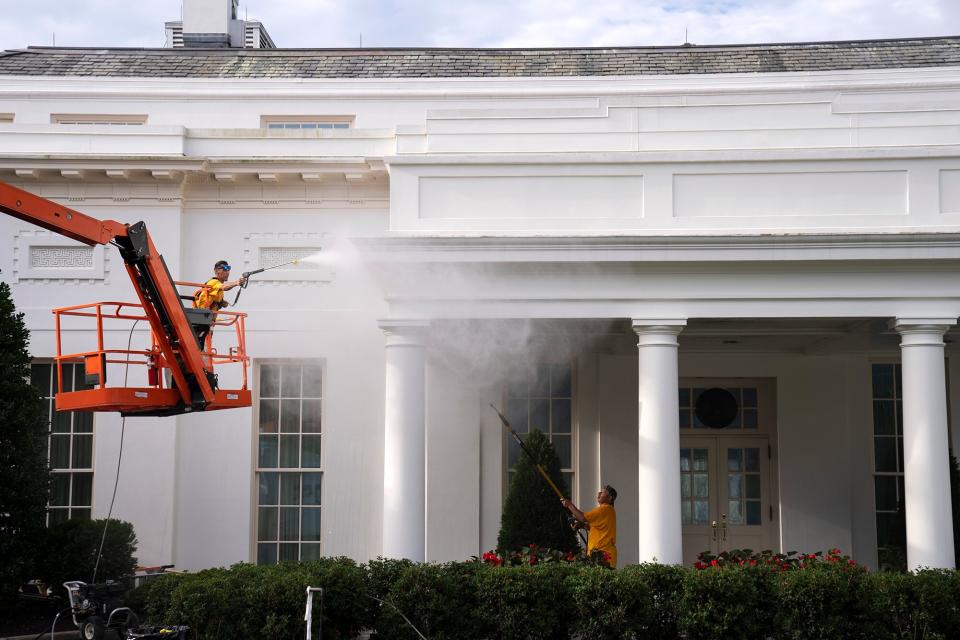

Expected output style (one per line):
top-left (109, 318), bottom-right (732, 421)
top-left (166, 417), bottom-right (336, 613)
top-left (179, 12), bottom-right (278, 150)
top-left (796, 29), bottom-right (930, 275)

top-left (33, 606), bottom-right (72, 640)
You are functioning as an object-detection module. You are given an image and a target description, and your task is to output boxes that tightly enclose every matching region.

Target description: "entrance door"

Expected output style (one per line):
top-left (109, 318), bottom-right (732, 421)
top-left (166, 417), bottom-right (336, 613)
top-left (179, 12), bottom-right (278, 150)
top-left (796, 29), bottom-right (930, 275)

top-left (681, 436), bottom-right (774, 564)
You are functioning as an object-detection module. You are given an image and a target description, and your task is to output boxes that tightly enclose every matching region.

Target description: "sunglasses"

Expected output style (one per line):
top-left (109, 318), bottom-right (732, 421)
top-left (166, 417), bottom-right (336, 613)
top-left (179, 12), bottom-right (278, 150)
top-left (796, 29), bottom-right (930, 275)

top-left (219, 265), bottom-right (231, 271)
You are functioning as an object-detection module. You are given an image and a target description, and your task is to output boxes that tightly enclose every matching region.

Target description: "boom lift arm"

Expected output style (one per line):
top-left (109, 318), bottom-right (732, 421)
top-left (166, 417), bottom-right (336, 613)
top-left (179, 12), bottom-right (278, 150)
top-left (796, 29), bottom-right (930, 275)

top-left (0, 180), bottom-right (250, 416)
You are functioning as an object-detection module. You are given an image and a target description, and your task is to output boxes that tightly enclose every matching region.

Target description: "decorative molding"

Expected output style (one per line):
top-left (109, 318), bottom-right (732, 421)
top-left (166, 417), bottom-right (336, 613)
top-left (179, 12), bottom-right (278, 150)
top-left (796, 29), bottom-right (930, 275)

top-left (12, 230), bottom-right (108, 283)
top-left (30, 245), bottom-right (94, 269)
top-left (242, 232), bottom-right (335, 284)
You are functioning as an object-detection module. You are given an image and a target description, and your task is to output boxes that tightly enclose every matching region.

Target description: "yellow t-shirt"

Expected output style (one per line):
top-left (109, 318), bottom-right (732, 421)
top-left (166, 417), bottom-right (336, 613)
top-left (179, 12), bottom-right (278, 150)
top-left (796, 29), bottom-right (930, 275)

top-left (585, 503), bottom-right (617, 568)
top-left (194, 278), bottom-right (224, 310)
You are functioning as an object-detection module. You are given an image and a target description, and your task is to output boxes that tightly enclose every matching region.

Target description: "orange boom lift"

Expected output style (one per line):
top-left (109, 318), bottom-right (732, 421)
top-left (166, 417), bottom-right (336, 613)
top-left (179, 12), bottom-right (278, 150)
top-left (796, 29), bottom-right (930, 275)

top-left (0, 180), bottom-right (250, 416)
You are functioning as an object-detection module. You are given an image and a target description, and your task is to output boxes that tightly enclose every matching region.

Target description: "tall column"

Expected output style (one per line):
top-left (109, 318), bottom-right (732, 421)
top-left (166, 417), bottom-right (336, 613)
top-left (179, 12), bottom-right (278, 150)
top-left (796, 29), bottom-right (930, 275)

top-left (633, 319), bottom-right (686, 565)
top-left (892, 317), bottom-right (957, 570)
top-left (379, 319), bottom-right (429, 561)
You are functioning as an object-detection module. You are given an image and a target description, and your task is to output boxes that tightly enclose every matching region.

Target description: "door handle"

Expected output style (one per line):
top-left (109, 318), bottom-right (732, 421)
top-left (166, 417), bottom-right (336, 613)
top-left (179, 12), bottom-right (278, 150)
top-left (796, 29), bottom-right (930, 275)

top-left (720, 514), bottom-right (728, 542)
top-left (711, 520), bottom-right (718, 542)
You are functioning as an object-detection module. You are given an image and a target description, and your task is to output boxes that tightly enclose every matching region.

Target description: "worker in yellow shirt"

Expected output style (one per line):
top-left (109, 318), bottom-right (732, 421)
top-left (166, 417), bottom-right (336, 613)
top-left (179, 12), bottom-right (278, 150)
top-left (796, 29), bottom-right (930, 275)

top-left (561, 485), bottom-right (618, 568)
top-left (194, 260), bottom-right (246, 311)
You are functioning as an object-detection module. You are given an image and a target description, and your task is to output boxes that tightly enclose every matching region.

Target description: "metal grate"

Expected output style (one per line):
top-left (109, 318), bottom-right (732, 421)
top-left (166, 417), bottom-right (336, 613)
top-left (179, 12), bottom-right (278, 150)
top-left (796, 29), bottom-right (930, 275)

top-left (30, 246), bottom-right (94, 269)
top-left (259, 247), bottom-right (323, 271)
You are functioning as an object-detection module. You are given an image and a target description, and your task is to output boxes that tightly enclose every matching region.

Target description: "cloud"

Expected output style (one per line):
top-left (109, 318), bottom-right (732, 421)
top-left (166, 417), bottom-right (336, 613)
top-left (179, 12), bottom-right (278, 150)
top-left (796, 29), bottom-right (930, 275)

top-left (0, 0), bottom-right (957, 51)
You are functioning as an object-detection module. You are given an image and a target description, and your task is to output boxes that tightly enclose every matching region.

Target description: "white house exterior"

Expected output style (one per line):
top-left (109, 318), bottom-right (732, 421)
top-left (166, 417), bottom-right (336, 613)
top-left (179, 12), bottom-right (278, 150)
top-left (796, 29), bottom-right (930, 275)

top-left (2, 25), bottom-right (959, 572)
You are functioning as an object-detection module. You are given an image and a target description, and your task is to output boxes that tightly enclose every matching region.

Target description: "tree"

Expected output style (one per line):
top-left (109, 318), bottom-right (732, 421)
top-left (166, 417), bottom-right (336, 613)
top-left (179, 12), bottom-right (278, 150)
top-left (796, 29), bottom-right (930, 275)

top-left (497, 429), bottom-right (579, 553)
top-left (0, 281), bottom-right (50, 603)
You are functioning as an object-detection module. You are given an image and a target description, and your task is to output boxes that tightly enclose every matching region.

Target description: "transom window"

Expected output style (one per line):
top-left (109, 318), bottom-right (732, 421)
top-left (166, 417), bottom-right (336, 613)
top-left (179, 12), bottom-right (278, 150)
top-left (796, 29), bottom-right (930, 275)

top-left (679, 387), bottom-right (758, 429)
top-left (871, 363), bottom-right (905, 569)
top-left (31, 363), bottom-right (94, 525)
top-left (51, 114), bottom-right (147, 126)
top-left (261, 115), bottom-right (352, 130)
top-left (255, 361), bottom-right (323, 564)
top-left (505, 363), bottom-right (574, 496)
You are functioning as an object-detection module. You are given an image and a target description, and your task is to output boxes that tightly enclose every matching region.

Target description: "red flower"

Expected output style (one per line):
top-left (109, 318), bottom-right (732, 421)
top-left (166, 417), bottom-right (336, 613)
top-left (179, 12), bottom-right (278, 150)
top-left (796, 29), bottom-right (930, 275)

top-left (529, 556), bottom-right (537, 565)
top-left (749, 559), bottom-right (757, 566)
top-left (694, 561), bottom-right (705, 570)
top-left (565, 552), bottom-right (575, 562)
top-left (710, 559), bottom-right (718, 567)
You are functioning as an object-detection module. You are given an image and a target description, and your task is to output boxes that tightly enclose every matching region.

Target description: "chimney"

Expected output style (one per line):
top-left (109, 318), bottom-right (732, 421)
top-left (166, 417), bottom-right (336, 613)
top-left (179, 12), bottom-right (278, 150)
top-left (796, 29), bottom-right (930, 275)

top-left (182, 0), bottom-right (243, 48)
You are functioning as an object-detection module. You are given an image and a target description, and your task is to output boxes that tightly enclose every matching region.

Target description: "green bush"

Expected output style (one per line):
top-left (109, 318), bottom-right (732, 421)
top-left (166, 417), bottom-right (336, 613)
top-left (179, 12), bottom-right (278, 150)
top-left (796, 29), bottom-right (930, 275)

top-left (775, 561), bottom-right (869, 640)
top-left (680, 565), bottom-right (776, 640)
top-left (365, 556), bottom-right (414, 636)
top-left (128, 559), bottom-right (368, 640)
top-left (621, 563), bottom-right (684, 640)
top-left (867, 569), bottom-right (960, 640)
top-left (34, 518), bottom-right (137, 592)
top-left (372, 561), bottom-right (482, 640)
top-left (567, 565), bottom-right (651, 640)
top-left (475, 563), bottom-right (575, 640)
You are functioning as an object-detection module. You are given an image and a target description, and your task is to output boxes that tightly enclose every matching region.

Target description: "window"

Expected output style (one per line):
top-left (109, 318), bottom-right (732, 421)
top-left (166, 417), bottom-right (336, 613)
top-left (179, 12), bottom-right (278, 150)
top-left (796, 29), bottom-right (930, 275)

top-left (255, 361), bottom-right (324, 564)
top-left (871, 363), bottom-right (906, 569)
top-left (31, 363), bottom-right (94, 525)
top-left (504, 363), bottom-right (574, 496)
top-left (51, 114), bottom-right (147, 126)
top-left (261, 115), bottom-right (352, 130)
top-left (679, 387), bottom-right (758, 429)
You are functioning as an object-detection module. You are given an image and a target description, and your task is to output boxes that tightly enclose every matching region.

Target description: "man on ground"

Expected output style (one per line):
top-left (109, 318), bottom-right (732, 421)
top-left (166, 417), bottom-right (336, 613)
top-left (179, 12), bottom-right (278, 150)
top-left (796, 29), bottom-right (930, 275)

top-left (561, 485), bottom-right (618, 568)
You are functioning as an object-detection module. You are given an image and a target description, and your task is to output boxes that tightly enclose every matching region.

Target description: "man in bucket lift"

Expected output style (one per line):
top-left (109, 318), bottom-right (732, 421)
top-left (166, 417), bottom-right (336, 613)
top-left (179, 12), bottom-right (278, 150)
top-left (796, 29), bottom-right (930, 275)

top-left (194, 260), bottom-right (246, 311)
top-left (561, 485), bottom-right (618, 568)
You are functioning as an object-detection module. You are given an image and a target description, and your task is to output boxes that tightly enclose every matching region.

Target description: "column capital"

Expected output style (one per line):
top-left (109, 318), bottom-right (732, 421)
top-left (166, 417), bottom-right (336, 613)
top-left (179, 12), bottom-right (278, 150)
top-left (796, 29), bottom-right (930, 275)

top-left (378, 319), bottom-right (430, 347)
top-left (890, 317), bottom-right (956, 346)
top-left (632, 319), bottom-right (686, 346)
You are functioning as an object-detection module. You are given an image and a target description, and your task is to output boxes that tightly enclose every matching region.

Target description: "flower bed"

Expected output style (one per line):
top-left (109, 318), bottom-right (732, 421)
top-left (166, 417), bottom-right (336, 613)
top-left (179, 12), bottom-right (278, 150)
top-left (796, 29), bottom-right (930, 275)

top-left (127, 552), bottom-right (960, 640)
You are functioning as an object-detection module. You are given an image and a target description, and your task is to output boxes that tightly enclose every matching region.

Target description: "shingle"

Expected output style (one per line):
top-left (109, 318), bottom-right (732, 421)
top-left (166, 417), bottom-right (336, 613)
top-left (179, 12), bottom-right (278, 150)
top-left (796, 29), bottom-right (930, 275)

top-left (0, 37), bottom-right (958, 79)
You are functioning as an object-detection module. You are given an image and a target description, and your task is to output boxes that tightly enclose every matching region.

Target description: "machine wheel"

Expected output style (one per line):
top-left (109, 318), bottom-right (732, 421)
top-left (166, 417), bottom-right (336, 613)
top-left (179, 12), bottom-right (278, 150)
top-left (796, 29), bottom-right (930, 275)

top-left (80, 616), bottom-right (105, 640)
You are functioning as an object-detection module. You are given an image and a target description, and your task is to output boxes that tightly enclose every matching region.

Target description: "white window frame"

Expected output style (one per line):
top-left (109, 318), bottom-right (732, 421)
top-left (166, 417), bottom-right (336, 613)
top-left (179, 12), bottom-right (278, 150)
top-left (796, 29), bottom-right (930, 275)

top-left (31, 361), bottom-right (95, 525)
top-left (252, 359), bottom-right (325, 564)
top-left (870, 360), bottom-right (905, 568)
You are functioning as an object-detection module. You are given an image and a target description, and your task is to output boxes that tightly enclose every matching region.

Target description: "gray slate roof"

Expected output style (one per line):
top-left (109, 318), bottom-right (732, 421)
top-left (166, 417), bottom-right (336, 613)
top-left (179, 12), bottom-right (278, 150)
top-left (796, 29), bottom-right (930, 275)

top-left (1, 36), bottom-right (959, 78)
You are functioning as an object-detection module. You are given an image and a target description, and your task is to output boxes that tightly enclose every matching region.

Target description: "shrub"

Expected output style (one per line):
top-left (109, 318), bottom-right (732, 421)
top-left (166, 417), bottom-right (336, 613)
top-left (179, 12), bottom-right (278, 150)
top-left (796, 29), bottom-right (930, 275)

top-left (365, 556), bottom-right (414, 637)
top-left (376, 561), bottom-right (483, 640)
top-left (34, 518), bottom-right (137, 592)
top-left (680, 564), bottom-right (776, 640)
top-left (497, 429), bottom-right (579, 553)
top-left (867, 569), bottom-right (960, 640)
top-left (622, 563), bottom-right (685, 640)
top-left (775, 560), bottom-right (870, 640)
top-left (475, 563), bottom-right (575, 640)
top-left (567, 565), bottom-right (652, 640)
top-left (0, 281), bottom-right (50, 605)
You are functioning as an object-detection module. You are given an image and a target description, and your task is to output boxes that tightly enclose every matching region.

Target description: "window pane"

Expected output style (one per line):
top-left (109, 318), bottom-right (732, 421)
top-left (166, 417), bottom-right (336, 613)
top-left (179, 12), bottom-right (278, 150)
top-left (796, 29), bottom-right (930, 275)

top-left (278, 473), bottom-right (299, 505)
top-left (742, 409), bottom-right (758, 429)
top-left (896, 401), bottom-right (903, 436)
top-left (875, 475), bottom-right (899, 511)
top-left (532, 364), bottom-right (550, 397)
top-left (73, 412), bottom-right (93, 433)
top-left (872, 364), bottom-right (894, 399)
top-left (529, 398), bottom-right (549, 433)
top-left (257, 543), bottom-right (278, 565)
top-left (302, 507), bottom-right (321, 541)
top-left (506, 399), bottom-right (527, 433)
top-left (261, 364), bottom-right (280, 397)
top-left (302, 473), bottom-right (322, 506)
top-left (875, 437), bottom-right (897, 473)
top-left (267, 123), bottom-right (284, 129)
top-left (259, 400), bottom-right (279, 433)
top-left (281, 364), bottom-right (301, 398)
top-left (71, 508), bottom-right (91, 521)
top-left (873, 400), bottom-right (896, 435)
top-left (52, 411), bottom-right (71, 434)
top-left (279, 543), bottom-right (299, 562)
top-left (679, 448), bottom-right (690, 472)
top-left (507, 438), bottom-right (520, 468)
top-left (694, 500), bottom-right (709, 524)
top-left (49, 508), bottom-right (69, 526)
top-left (728, 500), bottom-right (743, 524)
top-left (301, 543), bottom-right (322, 561)
top-left (727, 448), bottom-right (742, 471)
top-left (561, 472), bottom-right (573, 499)
top-left (279, 507), bottom-right (299, 541)
top-left (693, 449), bottom-right (708, 471)
top-left (258, 435), bottom-right (278, 468)
top-left (746, 501), bottom-right (762, 525)
top-left (681, 501), bottom-right (691, 525)
top-left (302, 365), bottom-right (322, 397)
top-left (742, 388), bottom-right (758, 407)
top-left (258, 507), bottom-right (278, 541)
top-left (551, 399), bottom-right (571, 433)
top-left (681, 474), bottom-right (691, 498)
top-left (552, 435), bottom-right (571, 469)
top-left (550, 364), bottom-right (572, 397)
top-left (300, 123), bottom-right (317, 129)
top-left (679, 410), bottom-right (691, 429)
top-left (60, 367), bottom-right (75, 392)
top-left (678, 388), bottom-right (690, 407)
top-left (745, 448), bottom-right (760, 472)
top-left (745, 474), bottom-right (761, 499)
top-left (279, 435), bottom-right (299, 468)
top-left (72, 434), bottom-right (93, 469)
top-left (301, 436), bottom-right (322, 468)
top-left (694, 474), bottom-right (709, 498)
top-left (255, 472), bottom-right (278, 506)
top-left (72, 473), bottom-right (93, 506)
top-left (728, 474), bottom-right (742, 498)
top-left (51, 474), bottom-right (70, 506)
top-left (302, 400), bottom-right (322, 433)
top-left (50, 434), bottom-right (70, 468)
top-left (32, 364), bottom-right (52, 397)
top-left (280, 400), bottom-right (300, 433)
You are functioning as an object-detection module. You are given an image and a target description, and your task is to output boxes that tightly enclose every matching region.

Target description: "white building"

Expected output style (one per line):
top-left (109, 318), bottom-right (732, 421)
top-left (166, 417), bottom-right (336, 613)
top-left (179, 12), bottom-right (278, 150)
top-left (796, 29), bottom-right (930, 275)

top-left (1, 5), bottom-right (959, 572)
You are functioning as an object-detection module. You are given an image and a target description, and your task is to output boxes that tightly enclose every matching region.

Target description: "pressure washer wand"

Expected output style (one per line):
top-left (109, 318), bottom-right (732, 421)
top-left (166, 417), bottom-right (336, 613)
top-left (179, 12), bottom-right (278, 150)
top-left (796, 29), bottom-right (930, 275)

top-left (490, 403), bottom-right (588, 547)
top-left (232, 258), bottom-right (302, 304)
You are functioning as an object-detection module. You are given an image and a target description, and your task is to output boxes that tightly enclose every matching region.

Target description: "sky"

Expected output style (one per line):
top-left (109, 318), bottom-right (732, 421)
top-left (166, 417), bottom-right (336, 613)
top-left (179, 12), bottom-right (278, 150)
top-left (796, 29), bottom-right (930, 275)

top-left (0, 0), bottom-right (958, 50)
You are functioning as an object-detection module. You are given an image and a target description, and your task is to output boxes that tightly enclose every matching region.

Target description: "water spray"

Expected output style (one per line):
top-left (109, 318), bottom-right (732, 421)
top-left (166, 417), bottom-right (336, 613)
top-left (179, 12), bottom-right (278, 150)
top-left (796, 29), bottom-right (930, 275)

top-left (232, 257), bottom-right (306, 304)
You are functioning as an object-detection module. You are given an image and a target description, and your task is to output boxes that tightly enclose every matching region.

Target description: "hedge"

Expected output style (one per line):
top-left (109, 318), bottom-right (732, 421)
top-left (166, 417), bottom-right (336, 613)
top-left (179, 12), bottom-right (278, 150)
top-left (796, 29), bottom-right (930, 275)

top-left (129, 558), bottom-right (960, 640)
